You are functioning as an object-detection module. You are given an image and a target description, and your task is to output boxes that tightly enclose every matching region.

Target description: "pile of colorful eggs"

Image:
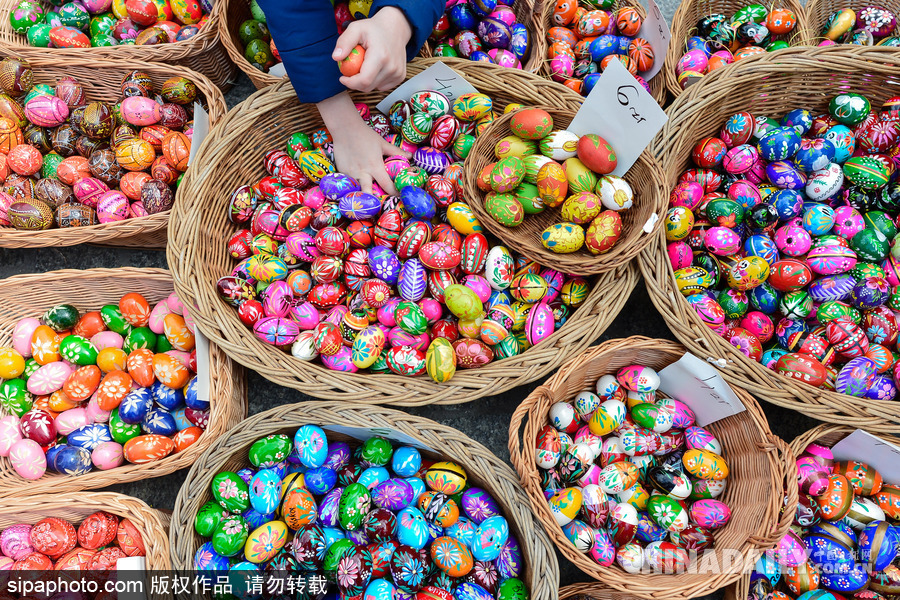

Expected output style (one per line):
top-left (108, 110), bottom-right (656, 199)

top-left (746, 439), bottom-right (900, 599)
top-left (0, 59), bottom-right (196, 231)
top-left (217, 88), bottom-right (594, 384)
top-left (667, 91), bottom-right (900, 399)
top-left (427, 0), bottom-right (530, 69)
top-left (0, 511), bottom-right (147, 569)
top-left (238, 0), bottom-right (280, 73)
top-left (548, 0), bottom-right (655, 97)
top-left (193, 427), bottom-right (529, 599)
top-left (0, 291), bottom-right (208, 480)
top-left (8, 0), bottom-right (212, 48)
top-left (475, 107), bottom-right (633, 255)
top-left (818, 7), bottom-right (900, 46)
top-left (674, 6), bottom-right (798, 90)
top-left (539, 364), bottom-right (730, 573)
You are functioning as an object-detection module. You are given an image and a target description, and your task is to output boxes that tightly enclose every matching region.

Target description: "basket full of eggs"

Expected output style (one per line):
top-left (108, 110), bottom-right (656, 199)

top-left (0, 56), bottom-right (226, 249)
top-left (641, 46), bottom-right (900, 435)
top-left (170, 401), bottom-right (559, 599)
top-left (219, 0), bottom-right (281, 90)
top-left (1, 0), bottom-right (234, 89)
top-left (509, 336), bottom-right (796, 600)
top-left (805, 0), bottom-right (900, 45)
top-left (663, 0), bottom-right (808, 100)
top-left (463, 106), bottom-right (666, 275)
top-left (167, 58), bottom-right (640, 405)
top-left (724, 424), bottom-right (900, 600)
top-left (0, 267), bottom-right (246, 496)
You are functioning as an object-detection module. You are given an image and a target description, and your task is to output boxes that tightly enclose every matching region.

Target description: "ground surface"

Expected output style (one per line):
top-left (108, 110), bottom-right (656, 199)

top-left (0, 0), bottom-right (824, 590)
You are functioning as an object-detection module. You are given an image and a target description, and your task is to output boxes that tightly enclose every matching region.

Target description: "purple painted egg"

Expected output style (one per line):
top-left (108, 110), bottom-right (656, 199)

top-left (321, 346), bottom-right (357, 372)
top-left (461, 488), bottom-right (501, 524)
top-left (368, 246), bottom-right (401, 285)
top-left (413, 147), bottom-right (451, 175)
top-left (809, 274), bottom-right (855, 302)
top-left (834, 357), bottom-right (877, 396)
top-left (397, 259), bottom-right (427, 301)
top-left (0, 525), bottom-right (33, 559)
top-left (767, 160), bottom-right (807, 190)
top-left (318, 173), bottom-right (360, 200)
top-left (477, 17), bottom-right (511, 49)
top-left (338, 191), bottom-right (381, 220)
top-left (253, 316), bottom-right (300, 346)
top-left (865, 375), bottom-right (896, 400)
top-left (373, 478), bottom-right (415, 511)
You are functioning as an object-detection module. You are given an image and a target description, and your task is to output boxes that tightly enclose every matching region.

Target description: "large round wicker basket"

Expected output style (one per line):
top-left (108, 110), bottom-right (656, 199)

top-left (662, 0), bottom-right (809, 101)
top-left (0, 0), bottom-right (235, 89)
top-left (537, 0), bottom-right (668, 105)
top-left (640, 45), bottom-right (900, 435)
top-left (804, 0), bottom-right (900, 45)
top-left (219, 0), bottom-right (281, 90)
top-left (0, 58), bottom-right (226, 250)
top-left (509, 336), bottom-right (797, 600)
top-left (167, 58), bottom-right (639, 405)
top-left (0, 267), bottom-right (247, 496)
top-left (170, 401), bottom-right (559, 599)
top-left (463, 106), bottom-right (666, 275)
top-left (0, 491), bottom-right (172, 569)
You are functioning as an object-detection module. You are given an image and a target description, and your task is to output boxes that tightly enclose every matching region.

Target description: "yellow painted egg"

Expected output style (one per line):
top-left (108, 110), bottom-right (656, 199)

top-left (589, 399), bottom-right (626, 435)
top-left (298, 150), bottom-right (334, 183)
top-left (490, 156), bottom-right (526, 193)
top-left (561, 191), bottom-right (602, 225)
top-left (549, 487), bottom-right (583, 526)
top-left (674, 266), bottom-right (715, 295)
top-left (536, 162), bottom-right (568, 208)
top-left (426, 461), bottom-right (467, 495)
top-left (457, 315), bottom-right (484, 339)
top-left (96, 347), bottom-right (128, 373)
top-left (523, 154), bottom-right (554, 184)
top-left (564, 157), bottom-right (598, 193)
top-left (683, 449), bottom-right (729, 481)
top-left (541, 222), bottom-right (585, 253)
top-left (425, 337), bottom-right (456, 383)
top-left (494, 136), bottom-right (537, 160)
top-left (351, 326), bottom-right (385, 369)
top-left (244, 521), bottom-right (288, 564)
top-left (453, 93), bottom-right (492, 121)
top-left (447, 202), bottom-right (483, 235)
top-left (504, 103), bottom-right (525, 114)
top-left (0, 347), bottom-right (24, 379)
top-left (665, 206), bottom-right (694, 241)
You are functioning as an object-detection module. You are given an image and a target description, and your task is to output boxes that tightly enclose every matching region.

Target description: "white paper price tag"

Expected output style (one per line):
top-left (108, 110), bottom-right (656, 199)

top-left (376, 61), bottom-right (478, 114)
top-left (831, 429), bottom-right (900, 484)
top-left (323, 424), bottom-right (435, 453)
top-left (187, 102), bottom-right (209, 167)
top-left (194, 328), bottom-right (210, 404)
top-left (637, 0), bottom-right (671, 80)
top-left (658, 352), bottom-right (745, 426)
top-left (567, 59), bottom-right (668, 176)
top-left (268, 62), bottom-right (288, 78)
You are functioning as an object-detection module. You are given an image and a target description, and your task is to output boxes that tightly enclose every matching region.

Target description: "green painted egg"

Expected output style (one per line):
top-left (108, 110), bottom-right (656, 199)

top-left (250, 0), bottom-right (266, 21)
top-left (850, 262), bottom-right (885, 281)
top-left (541, 222), bottom-right (585, 253)
top-left (100, 304), bottom-right (132, 336)
top-left (844, 156), bottom-right (889, 190)
top-left (395, 300), bottom-right (428, 335)
top-left (494, 135), bottom-right (537, 160)
top-left (212, 471), bottom-right (251, 513)
top-left (0, 379), bottom-right (31, 417)
top-left (59, 335), bottom-right (98, 366)
top-left (285, 131), bottom-right (312, 159)
top-left (10, 1), bottom-right (44, 34)
top-left (23, 83), bottom-right (53, 104)
top-left (248, 433), bottom-right (292, 468)
top-left (58, 3), bottom-right (89, 29)
top-left (706, 198), bottom-right (744, 226)
top-left (851, 228), bottom-right (890, 261)
top-left (495, 333), bottom-right (520, 359)
top-left (732, 3), bottom-right (767, 23)
top-left (444, 284), bottom-right (484, 320)
top-left (717, 289), bottom-right (749, 318)
top-left (830, 93), bottom-right (871, 125)
top-left (338, 483), bottom-right (371, 531)
top-left (26, 23), bottom-right (51, 46)
top-left (402, 112), bottom-right (433, 145)
top-left (244, 38), bottom-right (275, 70)
top-left (767, 40), bottom-right (790, 51)
top-left (779, 290), bottom-right (813, 319)
top-left (817, 301), bottom-right (856, 324)
top-left (516, 182), bottom-right (543, 214)
top-left (425, 337), bottom-right (456, 383)
top-left (433, 43), bottom-right (459, 57)
top-left (497, 577), bottom-right (529, 600)
top-left (124, 327), bottom-right (157, 354)
top-left (194, 501), bottom-right (228, 537)
top-left (41, 152), bottom-right (62, 179)
top-left (43, 303), bottom-right (79, 332)
top-left (361, 437), bottom-right (392, 466)
top-left (91, 34), bottom-right (117, 47)
top-left (648, 495), bottom-right (690, 532)
top-left (323, 538), bottom-right (355, 582)
top-left (22, 359), bottom-right (39, 379)
top-left (109, 409), bottom-right (141, 444)
top-left (490, 156), bottom-right (526, 193)
top-left (155, 335), bottom-right (173, 353)
top-left (394, 166), bottom-right (428, 191)
top-left (485, 192), bottom-right (524, 226)
top-left (238, 19), bottom-right (270, 45)
top-left (89, 13), bottom-right (116, 37)
top-left (864, 211), bottom-right (898, 239)
top-left (452, 133), bottom-right (475, 160)
top-left (212, 515), bottom-right (249, 557)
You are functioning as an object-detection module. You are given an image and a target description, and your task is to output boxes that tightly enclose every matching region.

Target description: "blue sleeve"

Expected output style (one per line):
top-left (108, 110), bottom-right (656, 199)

top-left (256, 0), bottom-right (345, 104)
top-left (371, 0), bottom-right (445, 60)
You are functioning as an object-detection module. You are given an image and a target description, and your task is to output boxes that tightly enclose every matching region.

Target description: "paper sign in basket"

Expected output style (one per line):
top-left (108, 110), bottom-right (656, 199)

top-left (831, 429), bottom-right (900, 484)
top-left (637, 0), bottom-right (671, 80)
top-left (658, 352), bottom-right (746, 426)
top-left (323, 424), bottom-right (436, 453)
top-left (567, 58), bottom-right (668, 177)
top-left (377, 61), bottom-right (478, 114)
top-left (268, 62), bottom-right (288, 78)
top-left (187, 102), bottom-right (209, 167)
top-left (194, 329), bottom-right (211, 404)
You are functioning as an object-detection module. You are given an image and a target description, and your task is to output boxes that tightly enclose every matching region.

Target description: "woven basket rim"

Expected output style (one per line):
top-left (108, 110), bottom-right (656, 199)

top-left (508, 336), bottom-right (797, 600)
top-left (0, 58), bottom-right (227, 249)
top-left (169, 401), bottom-right (560, 600)
top-left (461, 106), bottom-right (668, 276)
top-left (642, 45), bottom-right (900, 434)
top-left (0, 267), bottom-right (247, 496)
top-left (167, 58), bottom-right (639, 405)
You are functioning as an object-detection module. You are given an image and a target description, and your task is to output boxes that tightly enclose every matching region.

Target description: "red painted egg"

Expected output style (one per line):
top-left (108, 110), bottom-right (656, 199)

top-left (461, 233), bottom-right (489, 274)
top-left (117, 519), bottom-right (146, 557)
top-left (452, 338), bottom-right (494, 369)
top-left (173, 426), bottom-right (203, 452)
top-left (396, 221), bottom-right (432, 260)
top-left (30, 517), bottom-right (77, 559)
top-left (55, 547), bottom-right (97, 570)
top-left (123, 434), bottom-right (175, 464)
top-left (62, 365), bottom-right (102, 402)
top-left (776, 353), bottom-right (827, 387)
top-left (576, 134), bottom-right (618, 174)
top-left (418, 241), bottom-right (461, 270)
top-left (77, 511), bottom-right (119, 550)
top-left (768, 259), bottom-right (813, 292)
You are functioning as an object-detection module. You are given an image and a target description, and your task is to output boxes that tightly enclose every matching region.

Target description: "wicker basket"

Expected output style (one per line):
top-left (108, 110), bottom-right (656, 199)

top-left (0, 267), bottom-right (247, 497)
top-left (662, 0), bottom-right (809, 101)
top-left (167, 58), bottom-right (639, 405)
top-left (420, 0), bottom-right (546, 74)
top-left (641, 45), bottom-right (900, 434)
top-left (508, 336), bottom-right (797, 600)
top-left (0, 0), bottom-right (235, 90)
top-left (805, 0), bottom-right (900, 45)
top-left (0, 58), bottom-right (227, 250)
top-left (170, 401), bottom-right (559, 599)
top-left (463, 107), bottom-right (666, 276)
top-left (219, 0), bottom-right (281, 90)
top-left (0, 491), bottom-right (171, 569)
top-left (538, 0), bottom-right (668, 105)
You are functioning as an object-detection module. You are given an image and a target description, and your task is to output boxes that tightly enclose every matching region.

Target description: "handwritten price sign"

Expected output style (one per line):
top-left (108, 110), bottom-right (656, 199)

top-left (377, 61), bottom-right (478, 114)
top-left (638, 0), bottom-right (671, 80)
top-left (658, 352), bottom-right (746, 426)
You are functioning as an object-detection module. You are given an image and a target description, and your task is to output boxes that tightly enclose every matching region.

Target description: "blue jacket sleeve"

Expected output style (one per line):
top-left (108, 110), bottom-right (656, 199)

top-left (371, 0), bottom-right (445, 60)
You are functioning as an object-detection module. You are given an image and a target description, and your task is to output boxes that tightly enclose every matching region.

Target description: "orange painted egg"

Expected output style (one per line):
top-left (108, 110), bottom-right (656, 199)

top-left (552, 0), bottom-right (578, 25)
top-left (536, 162), bottom-right (568, 208)
top-left (817, 474), bottom-right (854, 520)
top-left (152, 353), bottom-right (190, 389)
top-left (62, 365), bottom-right (101, 402)
top-left (510, 109), bottom-right (554, 140)
top-left (73, 311), bottom-right (106, 338)
top-left (31, 325), bottom-right (61, 365)
top-left (119, 293), bottom-right (151, 327)
top-left (875, 484), bottom-right (900, 519)
top-left (126, 349), bottom-right (155, 387)
top-left (585, 210), bottom-right (623, 255)
top-left (96, 347), bottom-right (127, 373)
top-left (96, 370), bottom-right (133, 412)
top-left (116, 519), bottom-right (146, 557)
top-left (833, 460), bottom-right (883, 496)
top-left (163, 313), bottom-right (195, 351)
top-left (123, 434), bottom-right (175, 464)
top-left (173, 426), bottom-right (203, 452)
top-left (56, 156), bottom-right (91, 186)
top-left (161, 131), bottom-right (190, 172)
top-left (338, 44), bottom-right (366, 77)
top-left (48, 390), bottom-right (77, 412)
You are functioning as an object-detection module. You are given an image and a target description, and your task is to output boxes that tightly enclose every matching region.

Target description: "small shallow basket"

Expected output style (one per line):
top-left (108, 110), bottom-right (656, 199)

top-left (463, 106), bottom-right (666, 276)
top-left (509, 336), bottom-right (797, 600)
top-left (0, 0), bottom-right (235, 89)
top-left (641, 46), bottom-right (900, 434)
top-left (0, 58), bottom-right (227, 250)
top-left (0, 491), bottom-right (172, 569)
top-left (419, 0), bottom-right (546, 74)
top-left (168, 58), bottom-right (639, 405)
top-left (170, 401), bottom-right (559, 599)
top-left (805, 0), bottom-right (900, 45)
top-left (219, 0), bottom-right (282, 90)
top-left (662, 0), bottom-right (809, 101)
top-left (0, 267), bottom-right (247, 496)
top-left (538, 0), bottom-right (668, 106)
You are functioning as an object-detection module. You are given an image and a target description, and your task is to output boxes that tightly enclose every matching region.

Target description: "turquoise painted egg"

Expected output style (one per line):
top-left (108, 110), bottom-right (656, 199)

top-left (397, 506), bottom-right (430, 549)
top-left (293, 424), bottom-right (328, 468)
top-left (824, 125), bottom-right (855, 162)
top-left (248, 468), bottom-right (281, 515)
top-left (472, 515), bottom-right (508, 561)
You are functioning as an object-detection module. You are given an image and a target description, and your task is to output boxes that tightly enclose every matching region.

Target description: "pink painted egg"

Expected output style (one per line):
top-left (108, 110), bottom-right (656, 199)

top-left (148, 301), bottom-right (170, 334)
top-left (55, 408), bottom-right (89, 436)
top-left (121, 97), bottom-right (162, 127)
top-left (96, 191), bottom-right (129, 223)
top-left (91, 441), bottom-right (124, 470)
top-left (9, 439), bottom-right (46, 480)
top-left (0, 525), bottom-right (32, 560)
top-left (0, 416), bottom-right (22, 457)
top-left (91, 331), bottom-right (124, 351)
top-left (684, 426), bottom-right (722, 454)
top-left (689, 499), bottom-right (731, 529)
top-left (616, 365), bottom-right (661, 393)
top-left (12, 318), bottom-right (39, 358)
top-left (73, 177), bottom-right (109, 209)
top-left (775, 529), bottom-right (807, 567)
top-left (525, 301), bottom-right (555, 346)
top-left (85, 394), bottom-right (111, 424)
top-left (27, 362), bottom-right (73, 395)
top-left (166, 292), bottom-right (184, 315)
top-left (24, 95), bottom-right (69, 128)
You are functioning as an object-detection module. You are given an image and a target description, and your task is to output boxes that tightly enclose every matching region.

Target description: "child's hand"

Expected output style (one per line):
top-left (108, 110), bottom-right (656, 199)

top-left (332, 7), bottom-right (413, 92)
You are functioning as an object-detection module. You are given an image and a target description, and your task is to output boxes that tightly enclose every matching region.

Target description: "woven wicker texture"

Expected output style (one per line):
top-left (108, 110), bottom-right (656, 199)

top-left (805, 0), bottom-right (900, 45)
top-left (219, 0), bottom-right (281, 90)
top-left (419, 0), bottom-right (546, 74)
top-left (538, 0), bottom-right (668, 105)
top-left (0, 58), bottom-right (226, 250)
top-left (463, 107), bottom-right (666, 275)
top-left (509, 336), bottom-right (797, 600)
top-left (167, 58), bottom-right (639, 404)
top-left (170, 401), bottom-right (559, 599)
top-left (0, 267), bottom-right (247, 496)
top-left (662, 0), bottom-right (809, 101)
top-left (0, 491), bottom-right (171, 569)
top-left (0, 0), bottom-right (235, 89)
top-left (641, 46), bottom-right (900, 434)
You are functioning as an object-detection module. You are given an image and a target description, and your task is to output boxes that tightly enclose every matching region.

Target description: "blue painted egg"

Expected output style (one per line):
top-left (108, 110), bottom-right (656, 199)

top-left (809, 274), bottom-right (855, 302)
top-left (496, 535), bottom-right (524, 579)
top-left (364, 579), bottom-right (397, 600)
top-left (319, 173), bottom-right (360, 200)
top-left (865, 375), bottom-right (896, 400)
top-left (249, 468), bottom-right (281, 515)
top-left (590, 35), bottom-right (618, 61)
top-left (767, 160), bottom-right (806, 190)
top-left (782, 109), bottom-right (813, 134)
top-left (241, 507), bottom-right (272, 530)
top-left (359, 466), bottom-right (390, 489)
top-left (449, 2), bottom-right (478, 29)
top-left (454, 582), bottom-right (493, 600)
top-left (776, 318), bottom-right (809, 347)
top-left (859, 521), bottom-right (899, 571)
top-left (53, 445), bottom-right (92, 475)
top-left (825, 125), bottom-right (856, 163)
top-left (67, 423), bottom-right (113, 450)
top-left (744, 235), bottom-right (780, 263)
top-left (171, 408), bottom-right (190, 430)
top-left (119, 388), bottom-right (152, 424)
top-left (413, 147), bottom-right (450, 175)
top-left (804, 534), bottom-right (855, 573)
top-left (794, 139), bottom-right (835, 172)
top-left (750, 283), bottom-right (782, 314)
top-left (318, 487), bottom-right (342, 527)
top-left (510, 23), bottom-right (529, 58)
top-left (761, 348), bottom-right (789, 369)
top-left (470, 50), bottom-right (493, 63)
top-left (338, 191), bottom-right (382, 220)
top-left (461, 487), bottom-right (501, 523)
top-left (472, 515), bottom-right (509, 561)
top-left (686, 36), bottom-right (711, 54)
top-left (400, 186), bottom-right (436, 219)
top-left (398, 258), bottom-right (427, 302)
top-left (194, 541), bottom-right (230, 570)
top-left (446, 516), bottom-right (477, 547)
top-left (143, 408), bottom-right (178, 436)
top-left (803, 205), bottom-right (835, 236)
top-left (820, 562), bottom-right (869, 593)
top-left (406, 476), bottom-right (426, 499)
top-left (368, 246), bottom-right (402, 285)
top-left (771, 189), bottom-right (804, 220)
top-left (45, 445), bottom-right (64, 473)
top-left (151, 380), bottom-right (185, 410)
top-left (391, 446), bottom-right (421, 477)
top-left (293, 424), bottom-right (328, 468)
top-left (758, 127), bottom-right (801, 161)
top-left (305, 466), bottom-right (337, 495)
top-left (322, 526), bottom-right (345, 548)
top-left (636, 511), bottom-right (668, 542)
top-left (397, 506), bottom-right (430, 549)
